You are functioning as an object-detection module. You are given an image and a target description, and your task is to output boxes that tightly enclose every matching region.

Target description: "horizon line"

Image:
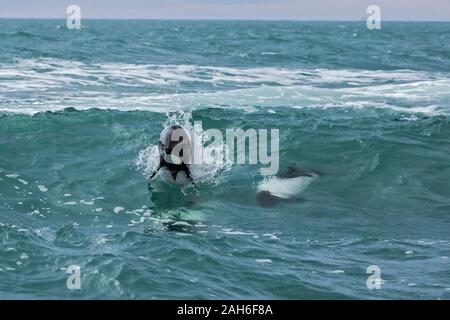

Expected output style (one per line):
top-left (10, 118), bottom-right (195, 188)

top-left (1, 17), bottom-right (450, 22)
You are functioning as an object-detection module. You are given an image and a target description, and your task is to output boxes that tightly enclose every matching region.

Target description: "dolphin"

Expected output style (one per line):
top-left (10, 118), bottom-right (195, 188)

top-left (256, 165), bottom-right (322, 207)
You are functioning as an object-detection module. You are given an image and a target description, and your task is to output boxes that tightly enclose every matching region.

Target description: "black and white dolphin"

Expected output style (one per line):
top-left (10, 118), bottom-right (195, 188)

top-left (256, 165), bottom-right (323, 207)
top-left (149, 124), bottom-right (194, 184)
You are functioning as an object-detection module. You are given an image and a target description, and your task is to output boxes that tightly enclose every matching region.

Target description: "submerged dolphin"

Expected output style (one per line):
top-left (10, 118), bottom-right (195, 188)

top-left (256, 165), bottom-right (322, 207)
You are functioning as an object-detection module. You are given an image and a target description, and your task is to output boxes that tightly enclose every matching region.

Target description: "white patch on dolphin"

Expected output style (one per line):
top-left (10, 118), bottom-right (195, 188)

top-left (256, 166), bottom-right (321, 207)
top-left (257, 175), bottom-right (317, 199)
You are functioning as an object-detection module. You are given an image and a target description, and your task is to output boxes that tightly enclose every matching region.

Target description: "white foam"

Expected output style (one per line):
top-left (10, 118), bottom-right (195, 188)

top-left (263, 233), bottom-right (280, 240)
top-left (221, 230), bottom-right (255, 236)
top-left (38, 185), bottom-right (48, 192)
top-left (1, 58), bottom-right (448, 116)
top-left (255, 259), bottom-right (272, 264)
top-left (114, 206), bottom-right (125, 214)
top-left (329, 270), bottom-right (345, 274)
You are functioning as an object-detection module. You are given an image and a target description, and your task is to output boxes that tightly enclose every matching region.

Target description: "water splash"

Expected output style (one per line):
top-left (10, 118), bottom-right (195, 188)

top-left (136, 109), bottom-right (231, 185)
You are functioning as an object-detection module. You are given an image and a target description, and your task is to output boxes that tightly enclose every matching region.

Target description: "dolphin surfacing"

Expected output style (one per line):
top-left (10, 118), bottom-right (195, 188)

top-left (256, 165), bottom-right (320, 207)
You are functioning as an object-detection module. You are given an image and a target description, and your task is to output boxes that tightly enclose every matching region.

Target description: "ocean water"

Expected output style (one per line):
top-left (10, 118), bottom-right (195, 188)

top-left (1, 20), bottom-right (450, 299)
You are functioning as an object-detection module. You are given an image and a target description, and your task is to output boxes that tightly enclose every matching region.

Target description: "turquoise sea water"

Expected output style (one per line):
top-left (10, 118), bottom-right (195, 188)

top-left (1, 20), bottom-right (450, 299)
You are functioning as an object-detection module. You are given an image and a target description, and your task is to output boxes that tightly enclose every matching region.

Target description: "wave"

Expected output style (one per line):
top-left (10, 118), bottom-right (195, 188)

top-left (1, 58), bottom-right (444, 89)
top-left (1, 58), bottom-right (449, 116)
top-left (1, 83), bottom-right (448, 116)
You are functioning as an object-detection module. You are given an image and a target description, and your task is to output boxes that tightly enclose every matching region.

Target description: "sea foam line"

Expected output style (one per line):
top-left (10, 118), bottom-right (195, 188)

top-left (0, 58), bottom-right (444, 90)
top-left (1, 58), bottom-right (449, 116)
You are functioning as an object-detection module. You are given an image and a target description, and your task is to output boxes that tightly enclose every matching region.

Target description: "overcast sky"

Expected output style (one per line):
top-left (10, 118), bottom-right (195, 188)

top-left (0, 0), bottom-right (449, 20)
